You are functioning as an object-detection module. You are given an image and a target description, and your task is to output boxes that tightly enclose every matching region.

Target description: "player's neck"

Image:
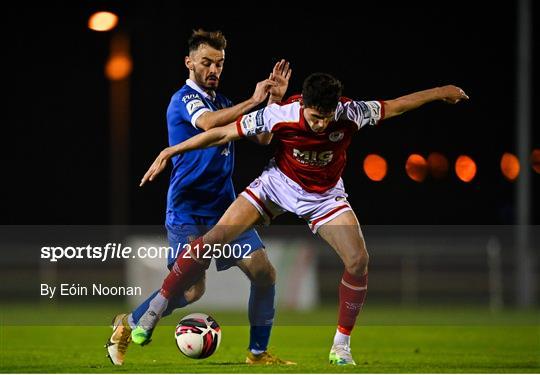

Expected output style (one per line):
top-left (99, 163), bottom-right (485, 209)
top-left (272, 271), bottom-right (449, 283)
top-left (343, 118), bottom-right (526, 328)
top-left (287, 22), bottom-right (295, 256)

top-left (188, 78), bottom-right (216, 99)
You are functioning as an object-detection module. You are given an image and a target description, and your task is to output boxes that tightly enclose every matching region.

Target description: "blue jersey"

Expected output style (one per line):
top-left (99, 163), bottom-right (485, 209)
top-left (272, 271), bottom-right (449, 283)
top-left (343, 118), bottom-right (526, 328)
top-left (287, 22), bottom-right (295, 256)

top-left (166, 79), bottom-right (236, 222)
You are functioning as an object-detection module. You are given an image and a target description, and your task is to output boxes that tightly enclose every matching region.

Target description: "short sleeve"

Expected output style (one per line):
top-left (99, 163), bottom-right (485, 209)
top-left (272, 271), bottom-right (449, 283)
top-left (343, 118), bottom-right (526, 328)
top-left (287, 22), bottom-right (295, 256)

top-left (337, 100), bottom-right (385, 129)
top-left (236, 104), bottom-right (283, 137)
top-left (177, 92), bottom-right (210, 129)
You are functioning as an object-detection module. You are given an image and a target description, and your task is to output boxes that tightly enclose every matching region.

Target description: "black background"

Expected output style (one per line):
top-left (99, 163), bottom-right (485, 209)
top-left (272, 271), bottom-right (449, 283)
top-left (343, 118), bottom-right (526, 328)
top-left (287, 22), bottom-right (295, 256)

top-left (7, 2), bottom-right (538, 225)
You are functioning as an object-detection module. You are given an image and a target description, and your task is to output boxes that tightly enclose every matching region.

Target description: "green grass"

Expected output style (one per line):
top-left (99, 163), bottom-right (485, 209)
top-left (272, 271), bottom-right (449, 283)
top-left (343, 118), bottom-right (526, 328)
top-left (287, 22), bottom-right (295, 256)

top-left (1, 304), bottom-right (539, 373)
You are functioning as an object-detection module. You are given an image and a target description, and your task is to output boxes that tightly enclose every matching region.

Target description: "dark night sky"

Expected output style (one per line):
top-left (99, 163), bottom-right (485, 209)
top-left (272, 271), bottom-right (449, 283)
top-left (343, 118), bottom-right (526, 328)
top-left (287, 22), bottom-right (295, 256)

top-left (7, 2), bottom-right (538, 225)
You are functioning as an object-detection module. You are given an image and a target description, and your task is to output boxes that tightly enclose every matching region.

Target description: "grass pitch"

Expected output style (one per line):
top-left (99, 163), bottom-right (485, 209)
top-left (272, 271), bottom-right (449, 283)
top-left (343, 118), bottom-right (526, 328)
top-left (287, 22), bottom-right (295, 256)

top-left (1, 304), bottom-right (539, 373)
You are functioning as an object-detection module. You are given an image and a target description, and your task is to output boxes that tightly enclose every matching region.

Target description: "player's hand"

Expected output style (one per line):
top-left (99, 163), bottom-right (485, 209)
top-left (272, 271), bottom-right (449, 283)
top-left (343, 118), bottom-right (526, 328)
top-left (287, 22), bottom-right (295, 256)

top-left (251, 78), bottom-right (277, 104)
top-left (269, 59), bottom-right (292, 103)
top-left (439, 85), bottom-right (469, 104)
top-left (140, 148), bottom-right (173, 186)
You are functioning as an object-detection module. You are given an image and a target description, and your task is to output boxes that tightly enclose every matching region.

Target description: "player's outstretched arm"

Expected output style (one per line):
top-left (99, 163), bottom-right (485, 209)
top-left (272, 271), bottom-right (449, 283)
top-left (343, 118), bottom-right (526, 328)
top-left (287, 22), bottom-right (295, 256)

top-left (383, 85), bottom-right (469, 120)
top-left (140, 123), bottom-right (241, 186)
top-left (195, 78), bottom-right (277, 131)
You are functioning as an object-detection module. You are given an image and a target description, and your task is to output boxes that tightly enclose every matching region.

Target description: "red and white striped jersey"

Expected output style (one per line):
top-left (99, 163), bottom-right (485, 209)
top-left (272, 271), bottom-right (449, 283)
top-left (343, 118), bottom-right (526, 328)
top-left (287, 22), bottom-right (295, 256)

top-left (236, 95), bottom-right (384, 193)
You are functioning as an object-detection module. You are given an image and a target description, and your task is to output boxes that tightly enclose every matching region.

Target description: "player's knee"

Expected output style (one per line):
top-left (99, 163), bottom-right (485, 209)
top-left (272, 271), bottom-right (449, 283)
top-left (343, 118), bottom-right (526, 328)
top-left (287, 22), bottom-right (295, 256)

top-left (252, 263), bottom-right (276, 287)
top-left (345, 250), bottom-right (369, 277)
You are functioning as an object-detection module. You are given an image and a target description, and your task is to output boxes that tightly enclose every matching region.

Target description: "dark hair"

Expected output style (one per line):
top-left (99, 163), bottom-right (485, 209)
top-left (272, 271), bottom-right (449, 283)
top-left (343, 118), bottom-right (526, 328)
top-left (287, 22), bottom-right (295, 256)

top-left (188, 29), bottom-right (227, 53)
top-left (302, 73), bottom-right (343, 113)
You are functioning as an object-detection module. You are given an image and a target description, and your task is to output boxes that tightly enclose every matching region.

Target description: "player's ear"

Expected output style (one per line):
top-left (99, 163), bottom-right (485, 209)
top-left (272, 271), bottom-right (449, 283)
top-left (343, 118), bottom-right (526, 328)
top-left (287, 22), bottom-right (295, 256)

top-left (185, 56), bottom-right (193, 71)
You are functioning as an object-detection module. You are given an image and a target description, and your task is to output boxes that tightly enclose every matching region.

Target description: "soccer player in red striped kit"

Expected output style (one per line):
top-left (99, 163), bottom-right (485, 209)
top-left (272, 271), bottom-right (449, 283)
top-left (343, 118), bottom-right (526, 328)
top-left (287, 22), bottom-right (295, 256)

top-left (138, 73), bottom-right (469, 365)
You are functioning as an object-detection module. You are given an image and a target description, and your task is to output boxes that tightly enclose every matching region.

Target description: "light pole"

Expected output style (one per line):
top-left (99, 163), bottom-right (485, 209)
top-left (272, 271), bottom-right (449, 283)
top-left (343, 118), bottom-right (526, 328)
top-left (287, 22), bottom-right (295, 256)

top-left (515, 0), bottom-right (535, 307)
top-left (89, 11), bottom-right (132, 225)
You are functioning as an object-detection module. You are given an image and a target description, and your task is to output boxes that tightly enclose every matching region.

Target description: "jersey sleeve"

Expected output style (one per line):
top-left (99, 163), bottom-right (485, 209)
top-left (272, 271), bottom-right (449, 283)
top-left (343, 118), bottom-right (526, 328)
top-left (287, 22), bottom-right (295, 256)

top-left (337, 100), bottom-right (385, 129)
top-left (235, 104), bottom-right (282, 137)
top-left (178, 92), bottom-right (210, 129)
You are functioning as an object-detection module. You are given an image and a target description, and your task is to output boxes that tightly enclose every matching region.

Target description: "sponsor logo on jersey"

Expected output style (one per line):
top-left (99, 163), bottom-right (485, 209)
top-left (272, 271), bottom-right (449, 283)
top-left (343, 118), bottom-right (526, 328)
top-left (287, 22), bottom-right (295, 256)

top-left (186, 99), bottom-right (205, 115)
top-left (240, 108), bottom-right (266, 136)
top-left (329, 131), bottom-right (344, 142)
top-left (181, 93), bottom-right (201, 103)
top-left (293, 149), bottom-right (334, 166)
top-left (335, 196), bottom-right (346, 202)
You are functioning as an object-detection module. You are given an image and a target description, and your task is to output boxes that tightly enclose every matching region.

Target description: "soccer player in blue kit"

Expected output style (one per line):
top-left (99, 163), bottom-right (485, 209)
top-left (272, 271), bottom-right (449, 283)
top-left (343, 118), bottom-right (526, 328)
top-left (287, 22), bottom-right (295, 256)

top-left (106, 29), bottom-right (294, 365)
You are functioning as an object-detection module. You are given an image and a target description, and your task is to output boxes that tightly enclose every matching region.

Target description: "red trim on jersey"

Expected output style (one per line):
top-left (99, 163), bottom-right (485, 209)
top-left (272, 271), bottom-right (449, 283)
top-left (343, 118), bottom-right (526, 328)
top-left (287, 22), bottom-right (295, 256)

top-left (244, 188), bottom-right (273, 219)
top-left (310, 204), bottom-right (350, 230)
top-left (235, 116), bottom-right (245, 137)
top-left (378, 100), bottom-right (386, 121)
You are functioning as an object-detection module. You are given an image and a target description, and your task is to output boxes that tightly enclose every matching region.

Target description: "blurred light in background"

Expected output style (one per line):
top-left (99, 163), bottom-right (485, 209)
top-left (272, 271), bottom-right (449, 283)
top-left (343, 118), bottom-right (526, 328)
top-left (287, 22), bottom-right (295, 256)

top-left (406, 154), bottom-right (428, 182)
top-left (88, 11), bottom-right (118, 32)
top-left (531, 149), bottom-right (540, 174)
top-left (455, 155), bottom-right (477, 182)
top-left (500, 152), bottom-right (520, 181)
top-left (363, 154), bottom-right (387, 181)
top-left (106, 54), bottom-right (132, 81)
top-left (427, 152), bottom-right (449, 179)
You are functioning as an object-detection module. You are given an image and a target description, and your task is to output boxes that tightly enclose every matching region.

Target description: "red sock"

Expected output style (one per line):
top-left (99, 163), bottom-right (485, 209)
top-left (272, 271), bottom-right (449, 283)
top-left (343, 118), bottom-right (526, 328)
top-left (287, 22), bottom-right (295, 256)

top-left (337, 271), bottom-right (368, 335)
top-left (160, 237), bottom-right (209, 299)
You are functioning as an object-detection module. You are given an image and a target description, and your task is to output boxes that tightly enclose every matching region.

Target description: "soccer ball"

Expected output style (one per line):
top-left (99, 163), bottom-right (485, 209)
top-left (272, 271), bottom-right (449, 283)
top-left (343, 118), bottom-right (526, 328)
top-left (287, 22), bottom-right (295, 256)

top-left (174, 313), bottom-right (221, 359)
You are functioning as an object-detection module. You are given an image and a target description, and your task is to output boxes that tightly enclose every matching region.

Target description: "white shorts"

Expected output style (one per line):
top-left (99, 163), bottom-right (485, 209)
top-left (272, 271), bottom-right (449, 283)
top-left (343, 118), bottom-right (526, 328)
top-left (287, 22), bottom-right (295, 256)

top-left (240, 161), bottom-right (352, 233)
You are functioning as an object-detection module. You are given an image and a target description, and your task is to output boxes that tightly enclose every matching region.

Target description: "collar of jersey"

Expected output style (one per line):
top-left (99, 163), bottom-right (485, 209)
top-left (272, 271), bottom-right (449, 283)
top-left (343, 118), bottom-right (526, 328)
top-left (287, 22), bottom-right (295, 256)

top-left (185, 79), bottom-right (216, 101)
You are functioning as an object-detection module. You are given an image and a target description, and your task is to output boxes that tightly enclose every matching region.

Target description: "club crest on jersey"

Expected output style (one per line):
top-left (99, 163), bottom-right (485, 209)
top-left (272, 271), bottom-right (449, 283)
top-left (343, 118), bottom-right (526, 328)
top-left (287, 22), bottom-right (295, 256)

top-left (293, 149), bottom-right (333, 166)
top-left (329, 131), bottom-right (344, 142)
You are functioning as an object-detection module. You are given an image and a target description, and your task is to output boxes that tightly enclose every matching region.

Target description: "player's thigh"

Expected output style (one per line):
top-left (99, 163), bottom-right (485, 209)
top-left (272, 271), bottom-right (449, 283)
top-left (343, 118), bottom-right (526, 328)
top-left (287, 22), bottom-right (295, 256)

top-left (236, 248), bottom-right (276, 286)
top-left (204, 196), bottom-right (264, 245)
top-left (317, 210), bottom-right (369, 269)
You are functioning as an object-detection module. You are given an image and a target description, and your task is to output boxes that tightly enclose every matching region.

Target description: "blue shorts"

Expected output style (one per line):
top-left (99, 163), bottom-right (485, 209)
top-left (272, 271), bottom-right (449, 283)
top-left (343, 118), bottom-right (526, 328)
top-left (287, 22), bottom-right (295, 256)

top-left (165, 212), bottom-right (264, 271)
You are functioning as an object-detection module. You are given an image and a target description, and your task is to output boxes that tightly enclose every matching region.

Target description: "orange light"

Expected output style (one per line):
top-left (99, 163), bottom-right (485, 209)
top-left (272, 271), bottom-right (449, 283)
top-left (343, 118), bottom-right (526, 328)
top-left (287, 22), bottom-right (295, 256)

top-left (427, 152), bottom-right (449, 179)
top-left (405, 154), bottom-right (428, 182)
top-left (455, 155), bottom-right (477, 182)
top-left (500, 153), bottom-right (520, 181)
top-left (105, 55), bottom-right (132, 80)
top-left (363, 154), bottom-right (387, 181)
top-left (532, 149), bottom-right (540, 174)
top-left (88, 11), bottom-right (118, 32)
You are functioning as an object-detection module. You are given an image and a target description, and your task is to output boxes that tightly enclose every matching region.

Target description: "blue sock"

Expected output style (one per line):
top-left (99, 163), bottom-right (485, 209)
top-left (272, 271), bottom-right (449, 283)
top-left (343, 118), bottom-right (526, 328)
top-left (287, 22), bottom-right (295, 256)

top-left (248, 284), bottom-right (275, 353)
top-left (131, 290), bottom-right (189, 325)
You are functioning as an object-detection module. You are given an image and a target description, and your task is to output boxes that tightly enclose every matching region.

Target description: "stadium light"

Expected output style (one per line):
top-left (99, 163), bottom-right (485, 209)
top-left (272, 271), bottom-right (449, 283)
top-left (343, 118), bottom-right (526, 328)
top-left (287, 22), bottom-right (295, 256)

top-left (455, 155), bottom-right (476, 182)
top-left (363, 154), bottom-right (387, 182)
top-left (88, 11), bottom-right (118, 32)
top-left (427, 152), bottom-right (449, 179)
top-left (531, 149), bottom-right (540, 173)
top-left (405, 154), bottom-right (428, 182)
top-left (106, 54), bottom-right (132, 81)
top-left (500, 152), bottom-right (520, 181)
